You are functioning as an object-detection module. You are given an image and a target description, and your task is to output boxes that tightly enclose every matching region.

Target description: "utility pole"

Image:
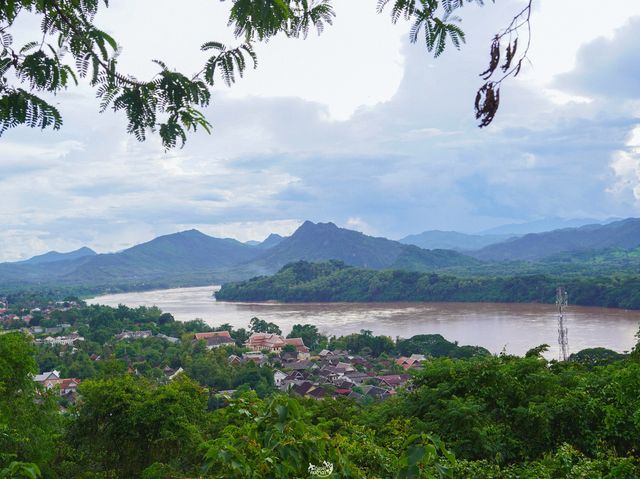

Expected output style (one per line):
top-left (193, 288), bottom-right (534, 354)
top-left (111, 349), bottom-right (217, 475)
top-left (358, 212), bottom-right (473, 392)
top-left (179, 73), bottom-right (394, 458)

top-left (556, 287), bottom-right (569, 361)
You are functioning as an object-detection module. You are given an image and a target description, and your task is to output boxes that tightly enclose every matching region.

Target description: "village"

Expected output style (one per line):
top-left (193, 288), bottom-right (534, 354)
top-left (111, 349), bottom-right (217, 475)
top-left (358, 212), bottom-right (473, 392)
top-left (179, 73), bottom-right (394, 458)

top-left (2, 299), bottom-right (469, 408)
top-left (32, 327), bottom-right (425, 405)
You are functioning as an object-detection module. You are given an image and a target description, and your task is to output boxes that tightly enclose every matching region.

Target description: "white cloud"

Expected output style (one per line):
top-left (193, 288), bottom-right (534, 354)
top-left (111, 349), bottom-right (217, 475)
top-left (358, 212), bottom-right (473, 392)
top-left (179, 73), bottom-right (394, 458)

top-left (3, 1), bottom-right (640, 260)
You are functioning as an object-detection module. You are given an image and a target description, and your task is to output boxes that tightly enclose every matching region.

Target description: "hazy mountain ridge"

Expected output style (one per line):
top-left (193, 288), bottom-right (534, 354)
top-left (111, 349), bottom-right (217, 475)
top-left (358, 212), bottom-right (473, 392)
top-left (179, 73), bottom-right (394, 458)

top-left (473, 218), bottom-right (640, 261)
top-left (400, 230), bottom-right (514, 251)
top-left (2, 218), bottom-right (640, 293)
top-left (17, 246), bottom-right (97, 265)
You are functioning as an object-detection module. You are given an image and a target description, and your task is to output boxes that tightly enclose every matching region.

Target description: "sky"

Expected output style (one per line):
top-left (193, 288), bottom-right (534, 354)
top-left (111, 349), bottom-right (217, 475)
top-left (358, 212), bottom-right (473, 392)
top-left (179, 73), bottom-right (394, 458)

top-left (2, 0), bottom-right (640, 261)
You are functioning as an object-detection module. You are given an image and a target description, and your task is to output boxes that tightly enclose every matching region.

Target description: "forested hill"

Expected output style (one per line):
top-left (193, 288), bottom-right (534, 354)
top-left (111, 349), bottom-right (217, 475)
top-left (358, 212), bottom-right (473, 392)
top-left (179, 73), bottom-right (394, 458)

top-left (215, 260), bottom-right (640, 309)
top-left (473, 218), bottom-right (640, 261)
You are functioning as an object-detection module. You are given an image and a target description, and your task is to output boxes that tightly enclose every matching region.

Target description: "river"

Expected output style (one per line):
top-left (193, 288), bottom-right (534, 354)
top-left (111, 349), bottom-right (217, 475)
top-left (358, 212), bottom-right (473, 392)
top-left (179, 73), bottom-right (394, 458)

top-left (89, 285), bottom-right (640, 357)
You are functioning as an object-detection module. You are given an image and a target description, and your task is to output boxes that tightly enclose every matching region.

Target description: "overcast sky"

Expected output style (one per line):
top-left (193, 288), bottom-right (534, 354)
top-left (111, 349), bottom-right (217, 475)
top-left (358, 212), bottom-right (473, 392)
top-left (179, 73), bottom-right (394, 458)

top-left (2, 0), bottom-right (640, 261)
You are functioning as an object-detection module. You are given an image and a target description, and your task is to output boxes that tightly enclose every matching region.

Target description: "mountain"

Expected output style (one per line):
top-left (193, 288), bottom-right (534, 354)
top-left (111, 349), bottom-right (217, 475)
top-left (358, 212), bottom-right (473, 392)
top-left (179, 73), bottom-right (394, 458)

top-left (400, 230), bottom-right (514, 251)
top-left (18, 246), bottom-right (96, 265)
top-left (479, 217), bottom-right (620, 236)
top-left (239, 221), bottom-right (479, 275)
top-left (64, 229), bottom-right (263, 281)
top-left (256, 233), bottom-right (285, 249)
top-left (0, 229), bottom-right (263, 289)
top-left (473, 218), bottom-right (640, 261)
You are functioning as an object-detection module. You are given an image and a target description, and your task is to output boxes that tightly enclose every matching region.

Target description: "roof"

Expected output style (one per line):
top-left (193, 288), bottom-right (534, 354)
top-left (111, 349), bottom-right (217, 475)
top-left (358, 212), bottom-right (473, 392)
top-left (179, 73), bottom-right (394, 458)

top-left (292, 381), bottom-right (315, 396)
top-left (34, 371), bottom-right (60, 382)
top-left (194, 331), bottom-right (231, 340)
top-left (375, 374), bottom-right (411, 387)
top-left (58, 378), bottom-right (80, 389)
top-left (206, 335), bottom-right (235, 346)
top-left (396, 357), bottom-right (420, 369)
top-left (307, 387), bottom-right (326, 399)
top-left (246, 333), bottom-right (309, 352)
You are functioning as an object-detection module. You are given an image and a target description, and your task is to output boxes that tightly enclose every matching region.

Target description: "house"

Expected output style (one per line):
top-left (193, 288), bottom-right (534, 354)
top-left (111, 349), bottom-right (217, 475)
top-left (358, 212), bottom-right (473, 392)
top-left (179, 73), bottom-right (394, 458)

top-left (360, 385), bottom-right (391, 400)
top-left (192, 331), bottom-right (235, 348)
top-left (284, 371), bottom-right (305, 381)
top-left (39, 333), bottom-right (85, 346)
top-left (194, 331), bottom-right (230, 341)
top-left (282, 337), bottom-right (311, 359)
top-left (157, 333), bottom-right (180, 344)
top-left (34, 370), bottom-right (60, 386)
top-left (334, 362), bottom-right (355, 373)
top-left (373, 374), bottom-right (411, 390)
top-left (334, 388), bottom-right (353, 397)
top-left (395, 356), bottom-right (423, 370)
top-left (243, 351), bottom-right (266, 365)
top-left (344, 371), bottom-right (370, 384)
top-left (205, 335), bottom-right (235, 349)
top-left (291, 381), bottom-right (314, 396)
top-left (245, 333), bottom-right (310, 358)
top-left (287, 360), bottom-right (317, 371)
top-left (307, 387), bottom-right (327, 399)
top-left (273, 369), bottom-right (287, 387)
top-left (115, 330), bottom-right (152, 341)
top-left (163, 366), bottom-right (184, 381)
top-left (227, 354), bottom-right (242, 365)
top-left (318, 349), bottom-right (348, 359)
top-left (57, 378), bottom-right (81, 395)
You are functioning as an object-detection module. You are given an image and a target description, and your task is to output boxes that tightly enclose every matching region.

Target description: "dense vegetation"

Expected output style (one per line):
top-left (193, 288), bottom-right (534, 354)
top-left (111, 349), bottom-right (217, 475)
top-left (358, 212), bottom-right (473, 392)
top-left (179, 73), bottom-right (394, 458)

top-left (2, 309), bottom-right (640, 478)
top-left (216, 260), bottom-right (640, 309)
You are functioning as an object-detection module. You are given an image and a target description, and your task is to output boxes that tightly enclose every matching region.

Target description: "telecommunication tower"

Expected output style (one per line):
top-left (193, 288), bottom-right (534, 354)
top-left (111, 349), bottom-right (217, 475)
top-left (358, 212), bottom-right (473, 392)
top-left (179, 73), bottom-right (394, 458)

top-left (556, 287), bottom-right (569, 361)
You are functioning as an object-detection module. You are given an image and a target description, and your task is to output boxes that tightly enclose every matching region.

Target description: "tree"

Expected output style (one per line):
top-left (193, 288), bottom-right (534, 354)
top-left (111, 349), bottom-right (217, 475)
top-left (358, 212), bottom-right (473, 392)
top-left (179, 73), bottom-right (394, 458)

top-left (1, 0), bottom-right (533, 148)
top-left (287, 323), bottom-right (323, 351)
top-left (65, 374), bottom-right (209, 477)
top-left (0, 333), bottom-right (60, 471)
top-left (249, 317), bottom-right (282, 335)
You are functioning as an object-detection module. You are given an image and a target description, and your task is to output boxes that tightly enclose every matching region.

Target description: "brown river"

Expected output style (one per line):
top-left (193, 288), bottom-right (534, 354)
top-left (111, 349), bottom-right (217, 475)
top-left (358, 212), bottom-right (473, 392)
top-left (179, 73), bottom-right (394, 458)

top-left (89, 285), bottom-right (640, 358)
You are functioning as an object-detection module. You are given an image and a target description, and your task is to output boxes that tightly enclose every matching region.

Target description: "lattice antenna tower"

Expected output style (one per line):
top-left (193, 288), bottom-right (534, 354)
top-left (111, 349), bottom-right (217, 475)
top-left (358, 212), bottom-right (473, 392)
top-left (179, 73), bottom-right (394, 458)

top-left (556, 287), bottom-right (569, 361)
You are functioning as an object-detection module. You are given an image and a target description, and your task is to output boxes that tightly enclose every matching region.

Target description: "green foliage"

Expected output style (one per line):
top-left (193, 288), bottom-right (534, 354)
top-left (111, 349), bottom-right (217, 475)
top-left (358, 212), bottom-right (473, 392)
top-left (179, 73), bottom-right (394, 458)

top-left (3, 301), bottom-right (640, 478)
top-left (249, 316), bottom-right (282, 335)
top-left (569, 347), bottom-right (624, 367)
top-left (204, 392), bottom-right (457, 478)
top-left (365, 355), bottom-right (640, 464)
top-left (216, 260), bottom-right (640, 310)
top-left (0, 333), bottom-right (60, 470)
top-left (0, 461), bottom-right (40, 479)
top-left (287, 323), bottom-right (323, 350)
top-left (64, 375), bottom-right (209, 477)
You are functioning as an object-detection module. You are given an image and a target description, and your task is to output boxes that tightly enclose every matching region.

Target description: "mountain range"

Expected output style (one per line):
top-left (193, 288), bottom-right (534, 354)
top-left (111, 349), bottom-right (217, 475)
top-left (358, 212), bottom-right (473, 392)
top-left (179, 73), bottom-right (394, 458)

top-left (399, 231), bottom-right (514, 251)
top-left (2, 218), bottom-right (640, 293)
top-left (472, 218), bottom-right (640, 261)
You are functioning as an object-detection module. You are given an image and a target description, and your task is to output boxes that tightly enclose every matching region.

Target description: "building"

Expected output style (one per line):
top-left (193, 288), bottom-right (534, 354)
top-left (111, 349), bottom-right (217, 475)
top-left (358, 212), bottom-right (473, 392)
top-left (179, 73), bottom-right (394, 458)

top-left (193, 331), bottom-right (235, 349)
top-left (245, 333), bottom-right (310, 358)
top-left (115, 330), bottom-right (152, 341)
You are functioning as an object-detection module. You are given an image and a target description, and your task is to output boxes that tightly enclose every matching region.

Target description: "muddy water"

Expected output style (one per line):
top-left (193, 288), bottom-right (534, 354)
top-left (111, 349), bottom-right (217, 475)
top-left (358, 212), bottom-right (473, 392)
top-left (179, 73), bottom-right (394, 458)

top-left (90, 285), bottom-right (640, 357)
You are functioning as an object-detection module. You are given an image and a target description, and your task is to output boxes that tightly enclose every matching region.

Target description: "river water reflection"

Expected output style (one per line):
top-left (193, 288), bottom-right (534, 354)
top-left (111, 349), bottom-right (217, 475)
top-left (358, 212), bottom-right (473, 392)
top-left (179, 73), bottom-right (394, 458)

top-left (90, 285), bottom-right (640, 357)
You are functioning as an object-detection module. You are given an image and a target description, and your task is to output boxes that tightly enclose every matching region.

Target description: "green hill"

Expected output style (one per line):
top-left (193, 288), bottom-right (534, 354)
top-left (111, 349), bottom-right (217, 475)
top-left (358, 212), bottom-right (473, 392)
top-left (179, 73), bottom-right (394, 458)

top-left (216, 260), bottom-right (640, 309)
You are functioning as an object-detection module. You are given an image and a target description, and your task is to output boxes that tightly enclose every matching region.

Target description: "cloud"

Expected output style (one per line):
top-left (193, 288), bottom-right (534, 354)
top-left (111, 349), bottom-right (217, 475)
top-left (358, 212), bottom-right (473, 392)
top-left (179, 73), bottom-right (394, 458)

top-left (3, 1), bottom-right (640, 260)
top-left (555, 17), bottom-right (640, 100)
